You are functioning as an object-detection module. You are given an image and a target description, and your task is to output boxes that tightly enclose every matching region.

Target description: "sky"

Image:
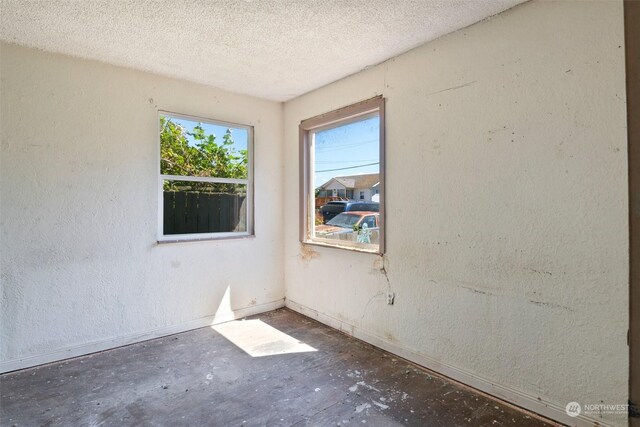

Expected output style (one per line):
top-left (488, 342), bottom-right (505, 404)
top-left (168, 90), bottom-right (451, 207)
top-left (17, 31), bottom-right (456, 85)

top-left (313, 115), bottom-right (380, 187)
top-left (165, 115), bottom-right (248, 152)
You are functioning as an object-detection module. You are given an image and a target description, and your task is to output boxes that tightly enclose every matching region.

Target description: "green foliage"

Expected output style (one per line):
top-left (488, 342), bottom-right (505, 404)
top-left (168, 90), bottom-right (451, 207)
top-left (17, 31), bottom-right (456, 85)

top-left (160, 116), bottom-right (248, 192)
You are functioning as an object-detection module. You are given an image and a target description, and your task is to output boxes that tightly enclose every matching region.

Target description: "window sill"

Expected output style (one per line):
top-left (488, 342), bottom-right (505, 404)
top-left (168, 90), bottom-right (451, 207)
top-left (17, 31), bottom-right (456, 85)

top-left (302, 239), bottom-right (382, 255)
top-left (157, 233), bottom-right (255, 245)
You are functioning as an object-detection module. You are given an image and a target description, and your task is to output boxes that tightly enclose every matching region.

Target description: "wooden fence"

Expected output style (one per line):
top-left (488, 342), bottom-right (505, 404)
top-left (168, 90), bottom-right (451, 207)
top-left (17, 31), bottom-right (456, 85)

top-left (163, 191), bottom-right (246, 235)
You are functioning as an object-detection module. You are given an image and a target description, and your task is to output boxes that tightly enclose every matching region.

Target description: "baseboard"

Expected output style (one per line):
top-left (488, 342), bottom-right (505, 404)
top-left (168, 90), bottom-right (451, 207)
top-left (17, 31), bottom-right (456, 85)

top-left (285, 299), bottom-right (618, 427)
top-left (0, 299), bottom-right (285, 374)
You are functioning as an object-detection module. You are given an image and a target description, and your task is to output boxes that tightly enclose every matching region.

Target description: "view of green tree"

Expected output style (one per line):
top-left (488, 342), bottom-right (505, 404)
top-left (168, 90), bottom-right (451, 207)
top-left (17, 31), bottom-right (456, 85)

top-left (160, 116), bottom-right (248, 192)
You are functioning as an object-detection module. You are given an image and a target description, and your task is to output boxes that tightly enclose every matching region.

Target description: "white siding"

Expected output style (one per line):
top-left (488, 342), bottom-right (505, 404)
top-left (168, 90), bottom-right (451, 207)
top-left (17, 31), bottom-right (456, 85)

top-left (354, 188), bottom-right (373, 202)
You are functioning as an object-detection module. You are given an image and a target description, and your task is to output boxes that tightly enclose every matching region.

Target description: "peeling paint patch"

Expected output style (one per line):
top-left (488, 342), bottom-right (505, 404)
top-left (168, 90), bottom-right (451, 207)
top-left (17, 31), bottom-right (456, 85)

top-left (299, 245), bottom-right (320, 262)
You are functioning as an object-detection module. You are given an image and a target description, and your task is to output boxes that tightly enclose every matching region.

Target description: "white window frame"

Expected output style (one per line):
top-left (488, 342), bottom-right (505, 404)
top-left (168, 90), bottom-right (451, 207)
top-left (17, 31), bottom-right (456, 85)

top-left (157, 111), bottom-right (254, 243)
top-left (299, 96), bottom-right (385, 254)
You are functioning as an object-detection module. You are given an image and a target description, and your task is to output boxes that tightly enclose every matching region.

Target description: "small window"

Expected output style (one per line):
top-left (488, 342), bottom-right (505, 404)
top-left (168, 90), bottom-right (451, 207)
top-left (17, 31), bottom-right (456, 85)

top-left (299, 96), bottom-right (385, 253)
top-left (158, 112), bottom-right (253, 241)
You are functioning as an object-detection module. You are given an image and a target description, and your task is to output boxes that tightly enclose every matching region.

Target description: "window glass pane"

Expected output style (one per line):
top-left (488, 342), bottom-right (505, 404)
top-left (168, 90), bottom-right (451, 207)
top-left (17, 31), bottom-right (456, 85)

top-left (312, 115), bottom-right (380, 251)
top-left (163, 181), bottom-right (247, 235)
top-left (160, 115), bottom-right (248, 179)
top-left (363, 216), bottom-right (376, 228)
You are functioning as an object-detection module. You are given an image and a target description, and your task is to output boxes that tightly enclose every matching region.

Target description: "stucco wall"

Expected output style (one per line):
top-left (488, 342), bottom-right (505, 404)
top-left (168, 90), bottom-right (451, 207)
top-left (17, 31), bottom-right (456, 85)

top-left (0, 43), bottom-right (285, 370)
top-left (283, 1), bottom-right (628, 426)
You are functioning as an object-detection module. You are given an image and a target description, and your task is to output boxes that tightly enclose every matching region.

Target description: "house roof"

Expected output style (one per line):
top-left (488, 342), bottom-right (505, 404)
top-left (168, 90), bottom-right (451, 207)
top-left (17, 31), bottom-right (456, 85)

top-left (0, 1), bottom-right (525, 101)
top-left (321, 173), bottom-right (379, 190)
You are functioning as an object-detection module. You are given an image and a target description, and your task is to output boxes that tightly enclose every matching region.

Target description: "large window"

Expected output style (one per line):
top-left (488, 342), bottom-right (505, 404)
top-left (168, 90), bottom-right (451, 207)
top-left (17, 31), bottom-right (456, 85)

top-left (299, 97), bottom-right (385, 253)
top-left (158, 112), bottom-right (253, 241)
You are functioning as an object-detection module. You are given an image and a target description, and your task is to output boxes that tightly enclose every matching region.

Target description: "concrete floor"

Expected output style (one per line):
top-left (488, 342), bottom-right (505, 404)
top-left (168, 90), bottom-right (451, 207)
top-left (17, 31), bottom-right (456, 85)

top-left (1, 309), bottom-right (555, 426)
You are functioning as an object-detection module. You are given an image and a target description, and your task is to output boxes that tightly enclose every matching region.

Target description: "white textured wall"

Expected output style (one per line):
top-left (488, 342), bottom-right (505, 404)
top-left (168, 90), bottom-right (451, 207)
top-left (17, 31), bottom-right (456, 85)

top-left (284, 2), bottom-right (628, 426)
top-left (0, 43), bottom-right (284, 369)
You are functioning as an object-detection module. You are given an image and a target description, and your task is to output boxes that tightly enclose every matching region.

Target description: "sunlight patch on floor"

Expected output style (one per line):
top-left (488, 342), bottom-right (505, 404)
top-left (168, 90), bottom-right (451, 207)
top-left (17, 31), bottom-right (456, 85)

top-left (212, 319), bottom-right (317, 357)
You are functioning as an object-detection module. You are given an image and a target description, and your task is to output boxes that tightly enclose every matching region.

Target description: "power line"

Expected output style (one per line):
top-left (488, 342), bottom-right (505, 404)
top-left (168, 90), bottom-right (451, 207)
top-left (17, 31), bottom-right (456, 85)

top-left (315, 158), bottom-right (378, 164)
top-left (315, 137), bottom-right (379, 153)
top-left (315, 162), bottom-right (379, 173)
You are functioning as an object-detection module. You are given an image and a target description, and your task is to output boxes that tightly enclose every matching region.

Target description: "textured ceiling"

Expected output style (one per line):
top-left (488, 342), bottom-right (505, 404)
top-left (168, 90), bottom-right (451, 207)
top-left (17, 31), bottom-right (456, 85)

top-left (0, 0), bottom-right (525, 101)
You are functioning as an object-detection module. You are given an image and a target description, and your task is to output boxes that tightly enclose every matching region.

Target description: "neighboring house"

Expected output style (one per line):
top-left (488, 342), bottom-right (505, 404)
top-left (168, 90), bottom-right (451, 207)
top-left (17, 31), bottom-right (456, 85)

top-left (317, 173), bottom-right (379, 202)
top-left (371, 182), bottom-right (380, 203)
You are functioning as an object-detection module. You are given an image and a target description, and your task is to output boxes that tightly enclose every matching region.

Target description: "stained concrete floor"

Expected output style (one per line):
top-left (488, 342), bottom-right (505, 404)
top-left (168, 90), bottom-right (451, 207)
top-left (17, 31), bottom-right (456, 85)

top-left (1, 309), bottom-right (555, 427)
